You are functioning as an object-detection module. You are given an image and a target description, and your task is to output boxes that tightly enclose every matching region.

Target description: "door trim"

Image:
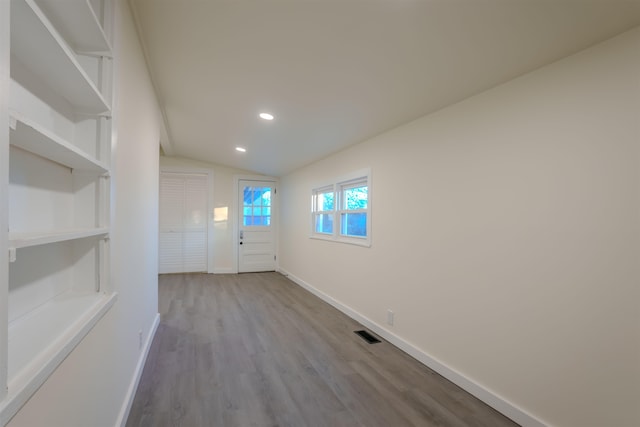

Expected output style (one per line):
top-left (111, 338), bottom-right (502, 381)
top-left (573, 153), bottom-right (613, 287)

top-left (232, 174), bottom-right (278, 274)
top-left (160, 166), bottom-right (214, 273)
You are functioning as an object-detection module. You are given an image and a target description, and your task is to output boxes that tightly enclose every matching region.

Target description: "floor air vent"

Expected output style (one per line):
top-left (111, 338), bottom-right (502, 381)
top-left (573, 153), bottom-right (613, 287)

top-left (354, 330), bottom-right (381, 344)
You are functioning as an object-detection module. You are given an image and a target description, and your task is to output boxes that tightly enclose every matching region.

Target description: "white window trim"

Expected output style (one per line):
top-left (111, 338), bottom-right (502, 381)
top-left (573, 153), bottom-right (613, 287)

top-left (312, 185), bottom-right (334, 236)
top-left (310, 168), bottom-right (371, 247)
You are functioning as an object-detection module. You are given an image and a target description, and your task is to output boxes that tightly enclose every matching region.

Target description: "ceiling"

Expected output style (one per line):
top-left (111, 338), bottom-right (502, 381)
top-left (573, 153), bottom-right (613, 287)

top-left (129, 0), bottom-right (640, 177)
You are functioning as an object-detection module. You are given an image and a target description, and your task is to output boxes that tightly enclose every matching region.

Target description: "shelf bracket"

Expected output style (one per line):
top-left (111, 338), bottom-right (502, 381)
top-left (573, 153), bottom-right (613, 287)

top-left (8, 115), bottom-right (17, 130)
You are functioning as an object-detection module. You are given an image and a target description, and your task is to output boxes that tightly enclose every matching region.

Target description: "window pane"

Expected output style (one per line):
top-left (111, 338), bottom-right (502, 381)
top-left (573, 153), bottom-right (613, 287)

top-left (261, 189), bottom-right (271, 206)
top-left (315, 213), bottom-right (333, 234)
top-left (340, 213), bottom-right (366, 237)
top-left (253, 187), bottom-right (263, 203)
top-left (319, 191), bottom-right (334, 211)
top-left (243, 187), bottom-right (253, 204)
top-left (343, 185), bottom-right (368, 210)
top-left (243, 185), bottom-right (272, 227)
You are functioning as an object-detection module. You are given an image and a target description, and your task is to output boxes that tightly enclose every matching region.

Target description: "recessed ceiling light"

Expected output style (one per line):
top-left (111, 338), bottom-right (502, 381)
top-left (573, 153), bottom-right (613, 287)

top-left (235, 146), bottom-right (246, 153)
top-left (259, 113), bottom-right (274, 121)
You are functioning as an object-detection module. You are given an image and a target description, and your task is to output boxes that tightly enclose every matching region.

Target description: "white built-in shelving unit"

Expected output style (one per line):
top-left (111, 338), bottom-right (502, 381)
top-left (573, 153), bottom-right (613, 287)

top-left (0, 0), bottom-right (116, 424)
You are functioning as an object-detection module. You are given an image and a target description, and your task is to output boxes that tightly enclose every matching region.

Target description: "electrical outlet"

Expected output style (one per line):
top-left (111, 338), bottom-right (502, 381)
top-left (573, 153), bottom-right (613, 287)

top-left (387, 309), bottom-right (394, 326)
top-left (138, 330), bottom-right (143, 350)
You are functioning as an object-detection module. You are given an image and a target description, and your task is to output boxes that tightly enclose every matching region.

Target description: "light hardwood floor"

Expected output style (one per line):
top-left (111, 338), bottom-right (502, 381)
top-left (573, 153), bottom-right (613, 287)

top-left (126, 272), bottom-right (519, 427)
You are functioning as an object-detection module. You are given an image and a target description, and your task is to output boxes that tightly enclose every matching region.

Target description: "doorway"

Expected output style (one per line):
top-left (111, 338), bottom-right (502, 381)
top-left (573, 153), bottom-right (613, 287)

top-left (237, 179), bottom-right (276, 273)
top-left (159, 172), bottom-right (208, 273)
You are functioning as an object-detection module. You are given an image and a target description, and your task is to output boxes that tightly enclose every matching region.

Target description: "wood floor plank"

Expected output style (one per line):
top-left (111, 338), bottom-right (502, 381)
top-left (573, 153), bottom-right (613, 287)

top-left (126, 272), bottom-right (519, 427)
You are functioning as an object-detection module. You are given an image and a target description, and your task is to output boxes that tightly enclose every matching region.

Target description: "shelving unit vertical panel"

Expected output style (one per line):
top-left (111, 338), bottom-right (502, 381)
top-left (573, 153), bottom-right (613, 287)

top-left (92, 0), bottom-right (114, 111)
top-left (99, 237), bottom-right (109, 293)
top-left (98, 0), bottom-right (113, 297)
top-left (97, 174), bottom-right (109, 229)
top-left (100, 55), bottom-right (114, 113)
top-left (0, 0), bottom-right (11, 403)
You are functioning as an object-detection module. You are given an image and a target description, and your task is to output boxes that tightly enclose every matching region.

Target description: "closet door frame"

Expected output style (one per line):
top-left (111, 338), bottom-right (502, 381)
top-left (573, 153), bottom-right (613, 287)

top-left (159, 167), bottom-right (214, 274)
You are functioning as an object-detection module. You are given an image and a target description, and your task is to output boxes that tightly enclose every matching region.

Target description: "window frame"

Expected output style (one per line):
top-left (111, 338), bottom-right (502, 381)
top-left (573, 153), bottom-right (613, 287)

top-left (310, 169), bottom-right (371, 247)
top-left (337, 177), bottom-right (368, 238)
top-left (311, 185), bottom-right (335, 236)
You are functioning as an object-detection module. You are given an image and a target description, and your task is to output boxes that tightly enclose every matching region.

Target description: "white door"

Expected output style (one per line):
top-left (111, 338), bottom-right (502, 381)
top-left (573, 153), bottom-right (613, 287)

top-left (238, 180), bottom-right (276, 273)
top-left (159, 172), bottom-right (208, 273)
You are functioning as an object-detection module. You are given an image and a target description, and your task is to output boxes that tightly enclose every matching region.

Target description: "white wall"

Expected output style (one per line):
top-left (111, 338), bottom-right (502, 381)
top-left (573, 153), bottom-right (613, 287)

top-left (7, 0), bottom-right (161, 425)
top-left (0, 0), bottom-right (9, 403)
top-left (279, 27), bottom-right (640, 427)
top-left (159, 155), bottom-right (265, 274)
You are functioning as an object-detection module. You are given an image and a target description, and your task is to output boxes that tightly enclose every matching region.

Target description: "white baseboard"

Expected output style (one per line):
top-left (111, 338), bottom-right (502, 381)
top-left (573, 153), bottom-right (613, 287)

top-left (212, 268), bottom-right (235, 274)
top-left (115, 313), bottom-right (160, 427)
top-left (277, 268), bottom-right (548, 427)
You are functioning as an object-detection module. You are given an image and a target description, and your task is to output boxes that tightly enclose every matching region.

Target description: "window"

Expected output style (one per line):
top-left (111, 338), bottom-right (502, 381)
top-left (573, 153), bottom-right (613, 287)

top-left (243, 186), bottom-right (271, 226)
top-left (311, 170), bottom-right (371, 246)
top-left (312, 186), bottom-right (334, 234)
top-left (339, 179), bottom-right (368, 237)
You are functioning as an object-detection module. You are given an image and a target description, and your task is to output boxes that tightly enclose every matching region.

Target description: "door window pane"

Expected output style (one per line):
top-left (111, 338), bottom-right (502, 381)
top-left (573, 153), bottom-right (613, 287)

top-left (262, 190), bottom-right (271, 206)
top-left (243, 186), bottom-right (272, 227)
top-left (243, 187), bottom-right (254, 204)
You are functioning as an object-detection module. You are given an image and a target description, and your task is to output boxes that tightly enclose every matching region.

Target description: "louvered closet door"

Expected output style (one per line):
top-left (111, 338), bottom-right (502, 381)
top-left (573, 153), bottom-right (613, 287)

top-left (159, 173), bottom-right (207, 273)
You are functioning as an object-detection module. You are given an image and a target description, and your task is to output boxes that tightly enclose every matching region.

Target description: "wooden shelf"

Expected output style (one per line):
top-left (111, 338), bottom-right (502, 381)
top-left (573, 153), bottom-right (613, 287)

top-left (9, 228), bottom-right (109, 250)
top-left (34, 0), bottom-right (112, 54)
top-left (0, 292), bottom-right (117, 423)
top-left (9, 112), bottom-right (109, 173)
top-left (10, 0), bottom-right (110, 115)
